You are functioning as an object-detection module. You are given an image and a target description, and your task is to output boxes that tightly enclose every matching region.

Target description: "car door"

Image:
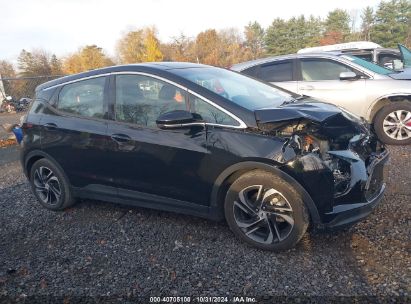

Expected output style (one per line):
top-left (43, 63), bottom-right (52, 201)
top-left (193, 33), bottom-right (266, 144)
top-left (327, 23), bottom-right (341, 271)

top-left (243, 59), bottom-right (298, 93)
top-left (296, 57), bottom-right (368, 116)
top-left (40, 76), bottom-right (113, 189)
top-left (105, 73), bottom-right (210, 206)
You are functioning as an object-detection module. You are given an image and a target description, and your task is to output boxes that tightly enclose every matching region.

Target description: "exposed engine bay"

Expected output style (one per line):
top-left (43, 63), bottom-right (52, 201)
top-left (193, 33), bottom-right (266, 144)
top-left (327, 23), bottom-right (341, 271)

top-left (267, 119), bottom-right (355, 198)
top-left (255, 101), bottom-right (388, 205)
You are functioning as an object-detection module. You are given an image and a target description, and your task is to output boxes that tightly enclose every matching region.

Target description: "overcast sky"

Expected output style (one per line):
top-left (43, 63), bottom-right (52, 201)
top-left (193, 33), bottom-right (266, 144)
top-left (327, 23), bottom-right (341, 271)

top-left (0, 0), bottom-right (381, 61)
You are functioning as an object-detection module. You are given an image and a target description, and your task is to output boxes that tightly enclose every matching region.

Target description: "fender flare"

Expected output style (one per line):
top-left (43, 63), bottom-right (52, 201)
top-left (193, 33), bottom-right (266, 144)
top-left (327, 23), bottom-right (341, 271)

top-left (367, 93), bottom-right (411, 121)
top-left (209, 161), bottom-right (321, 225)
top-left (23, 150), bottom-right (66, 181)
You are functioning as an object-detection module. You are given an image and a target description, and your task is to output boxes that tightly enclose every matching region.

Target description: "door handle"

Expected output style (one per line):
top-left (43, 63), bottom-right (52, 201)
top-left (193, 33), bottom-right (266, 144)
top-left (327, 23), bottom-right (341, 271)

top-left (299, 85), bottom-right (314, 91)
top-left (111, 133), bottom-right (131, 142)
top-left (43, 123), bottom-right (57, 130)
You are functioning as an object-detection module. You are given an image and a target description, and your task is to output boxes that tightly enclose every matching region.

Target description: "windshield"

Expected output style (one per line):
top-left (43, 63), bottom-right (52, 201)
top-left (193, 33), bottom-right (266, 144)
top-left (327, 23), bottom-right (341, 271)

top-left (341, 55), bottom-right (393, 75)
top-left (172, 67), bottom-right (294, 110)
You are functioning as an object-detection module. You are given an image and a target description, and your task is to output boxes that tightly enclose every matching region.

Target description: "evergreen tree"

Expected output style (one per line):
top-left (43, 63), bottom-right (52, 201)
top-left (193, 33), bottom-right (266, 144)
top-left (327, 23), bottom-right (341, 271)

top-left (244, 21), bottom-right (265, 59)
top-left (17, 49), bottom-right (52, 76)
top-left (361, 6), bottom-right (374, 41)
top-left (50, 54), bottom-right (63, 75)
top-left (265, 16), bottom-right (323, 55)
top-left (371, 0), bottom-right (411, 48)
top-left (323, 9), bottom-right (351, 43)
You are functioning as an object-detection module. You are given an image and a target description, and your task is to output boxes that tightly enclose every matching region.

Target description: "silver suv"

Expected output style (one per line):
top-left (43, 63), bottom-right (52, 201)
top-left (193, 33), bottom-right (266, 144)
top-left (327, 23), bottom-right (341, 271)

top-left (231, 53), bottom-right (411, 145)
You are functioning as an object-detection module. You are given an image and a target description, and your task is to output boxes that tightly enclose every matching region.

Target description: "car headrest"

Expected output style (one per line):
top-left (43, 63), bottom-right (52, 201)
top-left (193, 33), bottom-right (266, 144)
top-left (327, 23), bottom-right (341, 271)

top-left (159, 85), bottom-right (176, 100)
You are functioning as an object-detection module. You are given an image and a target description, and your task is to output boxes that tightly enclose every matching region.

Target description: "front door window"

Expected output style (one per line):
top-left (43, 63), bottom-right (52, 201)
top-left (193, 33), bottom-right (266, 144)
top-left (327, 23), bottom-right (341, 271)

top-left (300, 59), bottom-right (355, 81)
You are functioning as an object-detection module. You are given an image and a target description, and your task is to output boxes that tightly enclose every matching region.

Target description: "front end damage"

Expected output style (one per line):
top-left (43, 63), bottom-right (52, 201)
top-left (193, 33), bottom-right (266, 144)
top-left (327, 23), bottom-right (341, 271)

top-left (256, 102), bottom-right (389, 229)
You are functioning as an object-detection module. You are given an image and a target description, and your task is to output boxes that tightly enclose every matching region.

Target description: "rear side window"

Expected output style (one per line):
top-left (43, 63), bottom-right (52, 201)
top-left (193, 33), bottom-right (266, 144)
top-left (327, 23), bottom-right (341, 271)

top-left (242, 66), bottom-right (259, 77)
top-left (353, 54), bottom-right (373, 62)
top-left (259, 61), bottom-right (293, 82)
top-left (57, 77), bottom-right (106, 118)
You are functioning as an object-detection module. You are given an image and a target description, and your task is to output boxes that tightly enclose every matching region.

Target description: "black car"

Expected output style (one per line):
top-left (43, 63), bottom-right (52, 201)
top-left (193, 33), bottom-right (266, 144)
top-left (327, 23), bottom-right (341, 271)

top-left (21, 62), bottom-right (388, 251)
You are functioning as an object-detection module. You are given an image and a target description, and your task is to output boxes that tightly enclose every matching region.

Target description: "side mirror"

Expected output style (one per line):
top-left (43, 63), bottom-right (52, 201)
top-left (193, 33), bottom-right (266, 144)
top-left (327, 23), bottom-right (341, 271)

top-left (156, 110), bottom-right (203, 129)
top-left (393, 60), bottom-right (404, 71)
top-left (339, 71), bottom-right (358, 80)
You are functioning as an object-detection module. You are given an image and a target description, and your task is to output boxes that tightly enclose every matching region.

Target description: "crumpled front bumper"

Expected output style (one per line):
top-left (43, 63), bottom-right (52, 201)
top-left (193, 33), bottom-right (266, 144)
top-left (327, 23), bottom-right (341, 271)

top-left (323, 183), bottom-right (386, 229)
top-left (321, 148), bottom-right (389, 229)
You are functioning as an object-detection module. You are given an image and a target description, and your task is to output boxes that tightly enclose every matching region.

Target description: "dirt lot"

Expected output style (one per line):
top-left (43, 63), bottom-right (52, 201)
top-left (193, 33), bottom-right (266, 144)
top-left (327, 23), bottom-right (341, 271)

top-left (0, 144), bottom-right (410, 302)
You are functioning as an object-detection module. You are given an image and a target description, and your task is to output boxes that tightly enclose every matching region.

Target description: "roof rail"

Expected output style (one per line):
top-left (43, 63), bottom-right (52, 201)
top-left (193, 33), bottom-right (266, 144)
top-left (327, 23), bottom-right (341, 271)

top-left (297, 41), bottom-right (383, 54)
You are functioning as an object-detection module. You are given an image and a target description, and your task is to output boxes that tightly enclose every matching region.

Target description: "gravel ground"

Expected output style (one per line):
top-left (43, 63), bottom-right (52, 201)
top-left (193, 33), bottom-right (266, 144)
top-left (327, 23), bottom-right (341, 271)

top-left (0, 145), bottom-right (410, 302)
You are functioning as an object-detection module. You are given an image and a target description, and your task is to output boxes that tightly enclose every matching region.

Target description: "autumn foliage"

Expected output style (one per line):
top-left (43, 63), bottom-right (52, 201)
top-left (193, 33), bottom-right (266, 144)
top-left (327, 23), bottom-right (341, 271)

top-left (63, 45), bottom-right (114, 74)
top-left (116, 27), bottom-right (163, 63)
top-left (0, 0), bottom-right (409, 77)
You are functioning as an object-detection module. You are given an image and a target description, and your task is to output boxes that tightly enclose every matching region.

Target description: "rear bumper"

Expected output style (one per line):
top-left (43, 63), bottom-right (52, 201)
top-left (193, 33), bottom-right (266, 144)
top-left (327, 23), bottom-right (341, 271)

top-left (322, 182), bottom-right (386, 229)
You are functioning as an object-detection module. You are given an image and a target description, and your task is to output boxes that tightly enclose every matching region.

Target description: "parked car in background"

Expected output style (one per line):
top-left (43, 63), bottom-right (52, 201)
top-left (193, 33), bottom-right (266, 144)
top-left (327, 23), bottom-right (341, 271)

top-left (232, 52), bottom-right (411, 145)
top-left (297, 41), bottom-right (411, 70)
top-left (21, 62), bottom-right (388, 251)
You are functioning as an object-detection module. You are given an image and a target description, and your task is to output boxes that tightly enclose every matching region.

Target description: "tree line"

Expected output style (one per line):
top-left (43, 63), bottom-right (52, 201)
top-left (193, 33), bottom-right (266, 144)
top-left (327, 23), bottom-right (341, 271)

top-left (0, 0), bottom-right (410, 80)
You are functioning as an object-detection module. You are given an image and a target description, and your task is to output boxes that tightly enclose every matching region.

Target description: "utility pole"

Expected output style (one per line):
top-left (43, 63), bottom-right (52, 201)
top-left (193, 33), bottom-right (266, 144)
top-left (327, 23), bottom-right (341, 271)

top-left (0, 73), bottom-right (6, 101)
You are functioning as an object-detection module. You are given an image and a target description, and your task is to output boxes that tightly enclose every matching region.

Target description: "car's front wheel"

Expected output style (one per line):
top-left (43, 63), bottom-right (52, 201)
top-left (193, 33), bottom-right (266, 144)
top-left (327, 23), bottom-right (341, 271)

top-left (29, 158), bottom-right (75, 211)
top-left (224, 170), bottom-right (309, 251)
top-left (374, 101), bottom-right (411, 145)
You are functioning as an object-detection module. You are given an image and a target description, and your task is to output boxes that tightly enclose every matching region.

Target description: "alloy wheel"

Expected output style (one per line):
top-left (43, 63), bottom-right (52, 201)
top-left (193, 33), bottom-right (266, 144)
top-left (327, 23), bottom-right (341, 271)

top-left (383, 110), bottom-right (411, 141)
top-left (33, 166), bottom-right (62, 206)
top-left (233, 185), bottom-right (294, 244)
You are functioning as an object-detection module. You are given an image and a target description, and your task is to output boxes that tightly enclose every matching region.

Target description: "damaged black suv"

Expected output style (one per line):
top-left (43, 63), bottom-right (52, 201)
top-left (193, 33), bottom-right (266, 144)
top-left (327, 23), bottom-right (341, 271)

top-left (21, 63), bottom-right (388, 251)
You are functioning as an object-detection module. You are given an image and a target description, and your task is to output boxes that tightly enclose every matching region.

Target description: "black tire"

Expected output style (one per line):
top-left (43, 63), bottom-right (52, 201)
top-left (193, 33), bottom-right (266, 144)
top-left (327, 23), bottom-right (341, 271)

top-left (224, 170), bottom-right (309, 252)
top-left (373, 101), bottom-right (411, 145)
top-left (29, 158), bottom-right (75, 211)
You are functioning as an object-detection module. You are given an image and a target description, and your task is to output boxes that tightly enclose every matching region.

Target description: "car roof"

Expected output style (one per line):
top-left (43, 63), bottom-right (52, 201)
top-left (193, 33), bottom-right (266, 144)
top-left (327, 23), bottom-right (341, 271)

top-left (297, 41), bottom-right (383, 53)
top-left (36, 62), bottom-right (210, 91)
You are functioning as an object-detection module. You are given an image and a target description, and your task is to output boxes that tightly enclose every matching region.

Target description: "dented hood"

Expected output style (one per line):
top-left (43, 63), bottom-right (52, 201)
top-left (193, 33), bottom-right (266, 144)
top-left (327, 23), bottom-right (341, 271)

top-left (255, 101), bottom-right (347, 124)
top-left (255, 100), bottom-right (371, 148)
top-left (388, 68), bottom-right (411, 80)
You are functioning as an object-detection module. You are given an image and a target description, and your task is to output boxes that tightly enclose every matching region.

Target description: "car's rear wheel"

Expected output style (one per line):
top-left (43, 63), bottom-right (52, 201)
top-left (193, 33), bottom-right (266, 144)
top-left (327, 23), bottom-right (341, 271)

top-left (224, 170), bottom-right (309, 251)
top-left (29, 158), bottom-right (75, 211)
top-left (374, 102), bottom-right (411, 145)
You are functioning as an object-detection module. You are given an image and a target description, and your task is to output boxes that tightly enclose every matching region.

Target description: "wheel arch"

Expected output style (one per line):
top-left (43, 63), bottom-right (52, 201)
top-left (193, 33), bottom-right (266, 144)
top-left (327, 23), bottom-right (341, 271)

top-left (367, 95), bottom-right (411, 122)
top-left (24, 150), bottom-right (67, 182)
top-left (209, 161), bottom-right (321, 225)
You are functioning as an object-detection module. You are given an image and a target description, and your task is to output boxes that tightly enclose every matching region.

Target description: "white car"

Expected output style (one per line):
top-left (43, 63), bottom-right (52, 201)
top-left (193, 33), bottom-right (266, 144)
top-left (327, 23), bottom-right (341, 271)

top-left (231, 52), bottom-right (411, 145)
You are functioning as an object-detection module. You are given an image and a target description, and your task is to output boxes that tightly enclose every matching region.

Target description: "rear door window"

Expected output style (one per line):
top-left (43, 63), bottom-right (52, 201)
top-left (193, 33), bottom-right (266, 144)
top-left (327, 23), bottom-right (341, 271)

top-left (57, 77), bottom-right (106, 118)
top-left (259, 60), bottom-right (293, 82)
top-left (242, 66), bottom-right (259, 77)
